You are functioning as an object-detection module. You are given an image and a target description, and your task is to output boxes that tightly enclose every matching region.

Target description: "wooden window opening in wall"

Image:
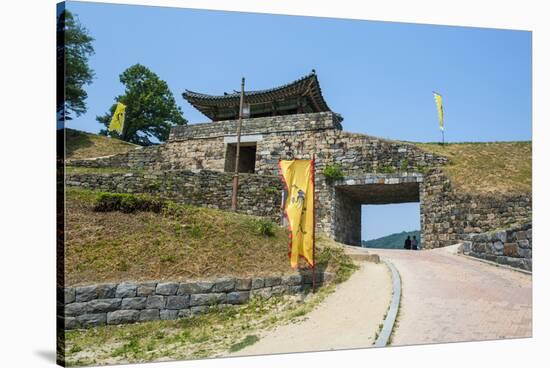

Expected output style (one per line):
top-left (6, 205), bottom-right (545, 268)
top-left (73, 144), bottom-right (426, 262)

top-left (224, 142), bottom-right (257, 173)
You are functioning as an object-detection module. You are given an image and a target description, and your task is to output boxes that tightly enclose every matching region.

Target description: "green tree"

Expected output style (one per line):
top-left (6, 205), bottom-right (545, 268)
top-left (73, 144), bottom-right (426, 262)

top-left (97, 64), bottom-right (187, 145)
top-left (57, 9), bottom-right (95, 120)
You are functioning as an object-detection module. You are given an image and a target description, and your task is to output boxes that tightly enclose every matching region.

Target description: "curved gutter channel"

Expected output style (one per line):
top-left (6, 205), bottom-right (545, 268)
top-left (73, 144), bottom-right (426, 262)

top-left (374, 258), bottom-right (402, 347)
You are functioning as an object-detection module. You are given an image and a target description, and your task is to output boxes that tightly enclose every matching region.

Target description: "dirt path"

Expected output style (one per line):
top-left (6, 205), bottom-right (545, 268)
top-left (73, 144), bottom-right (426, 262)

top-left (229, 261), bottom-right (393, 356)
top-left (371, 246), bottom-right (532, 346)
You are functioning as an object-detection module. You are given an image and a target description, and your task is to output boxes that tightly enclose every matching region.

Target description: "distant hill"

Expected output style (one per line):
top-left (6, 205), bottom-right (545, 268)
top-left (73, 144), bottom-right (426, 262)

top-left (64, 128), bottom-right (139, 159)
top-left (362, 230), bottom-right (420, 249)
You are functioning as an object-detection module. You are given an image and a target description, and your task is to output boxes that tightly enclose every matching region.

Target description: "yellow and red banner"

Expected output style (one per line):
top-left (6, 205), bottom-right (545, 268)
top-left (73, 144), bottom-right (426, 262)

top-left (109, 102), bottom-right (127, 134)
top-left (279, 159), bottom-right (315, 268)
top-left (433, 92), bottom-right (444, 131)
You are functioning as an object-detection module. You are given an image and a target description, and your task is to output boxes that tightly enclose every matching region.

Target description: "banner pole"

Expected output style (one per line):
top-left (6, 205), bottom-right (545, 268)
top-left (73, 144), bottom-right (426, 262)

top-left (231, 77), bottom-right (245, 211)
top-left (121, 108), bottom-right (126, 141)
top-left (312, 154), bottom-right (316, 293)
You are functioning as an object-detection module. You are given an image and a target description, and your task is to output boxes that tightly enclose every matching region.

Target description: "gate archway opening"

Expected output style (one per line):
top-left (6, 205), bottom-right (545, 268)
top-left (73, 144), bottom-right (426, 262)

top-left (332, 176), bottom-right (422, 247)
top-left (361, 203), bottom-right (421, 248)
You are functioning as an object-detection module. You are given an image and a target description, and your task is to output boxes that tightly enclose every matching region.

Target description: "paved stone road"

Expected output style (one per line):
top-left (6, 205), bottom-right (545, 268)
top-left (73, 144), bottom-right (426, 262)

top-left (371, 246), bottom-right (532, 346)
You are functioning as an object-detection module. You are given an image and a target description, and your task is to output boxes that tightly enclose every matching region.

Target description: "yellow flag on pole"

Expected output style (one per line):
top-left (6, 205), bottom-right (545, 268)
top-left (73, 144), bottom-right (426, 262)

top-left (109, 102), bottom-right (127, 134)
top-left (279, 159), bottom-right (315, 268)
top-left (433, 92), bottom-right (444, 131)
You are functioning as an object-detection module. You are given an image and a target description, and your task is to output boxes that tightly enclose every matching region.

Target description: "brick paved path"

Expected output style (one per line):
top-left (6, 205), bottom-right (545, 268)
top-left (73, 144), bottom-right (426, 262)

top-left (372, 246), bottom-right (532, 346)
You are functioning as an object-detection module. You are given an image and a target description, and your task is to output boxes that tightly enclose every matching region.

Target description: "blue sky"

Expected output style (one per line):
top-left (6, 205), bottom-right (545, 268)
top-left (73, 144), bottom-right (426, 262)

top-left (362, 203), bottom-right (419, 241)
top-left (63, 1), bottom-right (531, 240)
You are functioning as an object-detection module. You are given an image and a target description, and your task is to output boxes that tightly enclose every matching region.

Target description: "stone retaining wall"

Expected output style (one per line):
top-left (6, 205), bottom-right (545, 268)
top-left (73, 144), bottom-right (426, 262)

top-left (461, 223), bottom-right (532, 271)
top-left (62, 273), bottom-right (332, 330)
top-left (65, 170), bottom-right (283, 220)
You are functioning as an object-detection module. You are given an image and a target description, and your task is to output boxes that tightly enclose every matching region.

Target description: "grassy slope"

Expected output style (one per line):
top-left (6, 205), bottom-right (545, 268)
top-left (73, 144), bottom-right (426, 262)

top-left (65, 188), bottom-right (353, 286)
top-left (66, 189), bottom-right (288, 285)
top-left (415, 141), bottom-right (531, 195)
top-left (65, 128), bottom-right (138, 159)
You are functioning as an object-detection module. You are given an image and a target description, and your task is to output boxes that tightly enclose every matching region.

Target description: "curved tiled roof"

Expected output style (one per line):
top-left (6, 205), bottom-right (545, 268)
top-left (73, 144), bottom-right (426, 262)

top-left (182, 71), bottom-right (333, 121)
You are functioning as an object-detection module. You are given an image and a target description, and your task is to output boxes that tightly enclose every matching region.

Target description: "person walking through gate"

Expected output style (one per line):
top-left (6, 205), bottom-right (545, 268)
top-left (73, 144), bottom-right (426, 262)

top-left (411, 235), bottom-right (418, 250)
top-left (404, 235), bottom-right (411, 250)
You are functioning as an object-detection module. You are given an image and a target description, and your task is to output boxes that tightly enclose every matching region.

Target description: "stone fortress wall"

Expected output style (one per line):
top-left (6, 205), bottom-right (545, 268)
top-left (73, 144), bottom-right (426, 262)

top-left (420, 169), bottom-right (531, 249)
top-left (66, 112), bottom-right (532, 251)
top-left (68, 112), bottom-right (447, 174)
top-left (66, 170), bottom-right (282, 220)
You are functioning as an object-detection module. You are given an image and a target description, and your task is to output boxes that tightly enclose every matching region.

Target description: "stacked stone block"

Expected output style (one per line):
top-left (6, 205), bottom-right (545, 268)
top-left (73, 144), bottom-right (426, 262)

top-left (62, 273), bottom-right (332, 330)
top-left (461, 222), bottom-right (532, 271)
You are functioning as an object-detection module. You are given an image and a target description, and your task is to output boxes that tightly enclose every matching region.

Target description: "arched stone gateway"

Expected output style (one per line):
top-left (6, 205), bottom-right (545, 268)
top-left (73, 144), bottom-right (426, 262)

top-left (326, 174), bottom-right (423, 246)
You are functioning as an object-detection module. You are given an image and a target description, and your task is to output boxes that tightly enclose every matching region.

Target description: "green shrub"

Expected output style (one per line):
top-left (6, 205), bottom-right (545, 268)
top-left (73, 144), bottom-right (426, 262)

top-left (188, 224), bottom-right (203, 238)
top-left (68, 345), bottom-right (82, 354)
top-left (400, 159), bottom-right (409, 171)
top-left (414, 165), bottom-right (431, 175)
top-left (145, 181), bottom-right (161, 191)
top-left (377, 165), bottom-right (396, 174)
top-left (254, 218), bottom-right (276, 237)
top-left (160, 254), bottom-right (176, 263)
top-left (93, 192), bottom-right (164, 213)
top-left (263, 186), bottom-right (279, 195)
top-left (162, 201), bottom-right (187, 220)
top-left (323, 164), bottom-right (344, 182)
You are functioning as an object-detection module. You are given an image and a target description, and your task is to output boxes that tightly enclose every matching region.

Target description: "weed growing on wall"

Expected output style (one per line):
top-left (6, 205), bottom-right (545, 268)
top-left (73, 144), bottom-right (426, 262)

top-left (322, 164), bottom-right (344, 182)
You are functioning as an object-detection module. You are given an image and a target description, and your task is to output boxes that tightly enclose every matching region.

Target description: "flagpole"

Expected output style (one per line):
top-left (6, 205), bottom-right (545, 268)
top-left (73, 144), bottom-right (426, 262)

top-left (433, 91), bottom-right (444, 145)
top-left (312, 154), bottom-right (316, 293)
top-left (231, 77), bottom-right (245, 211)
top-left (121, 109), bottom-right (126, 141)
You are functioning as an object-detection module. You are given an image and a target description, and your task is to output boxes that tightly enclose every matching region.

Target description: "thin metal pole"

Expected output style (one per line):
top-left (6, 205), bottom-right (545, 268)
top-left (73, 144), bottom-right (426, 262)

top-left (442, 129), bottom-right (445, 145)
top-left (311, 154), bottom-right (316, 293)
top-left (121, 109), bottom-right (127, 141)
top-left (231, 77), bottom-right (245, 211)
